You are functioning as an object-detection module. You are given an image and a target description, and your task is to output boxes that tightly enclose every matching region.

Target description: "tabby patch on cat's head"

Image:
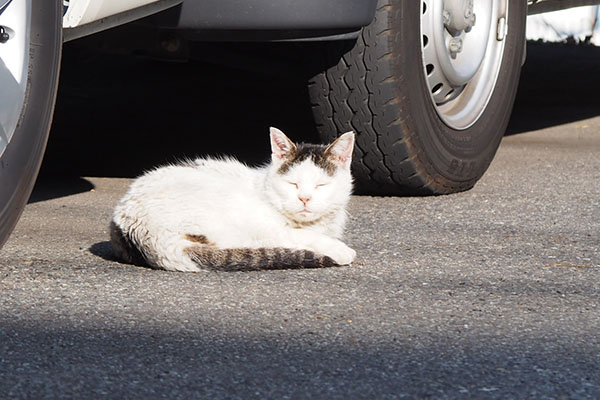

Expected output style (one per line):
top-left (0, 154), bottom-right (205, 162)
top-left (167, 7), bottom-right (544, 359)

top-left (277, 143), bottom-right (337, 175)
top-left (269, 127), bottom-right (354, 175)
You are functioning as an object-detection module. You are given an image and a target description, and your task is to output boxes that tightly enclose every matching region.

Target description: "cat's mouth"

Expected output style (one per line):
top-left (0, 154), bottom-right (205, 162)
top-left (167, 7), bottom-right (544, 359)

top-left (297, 208), bottom-right (314, 218)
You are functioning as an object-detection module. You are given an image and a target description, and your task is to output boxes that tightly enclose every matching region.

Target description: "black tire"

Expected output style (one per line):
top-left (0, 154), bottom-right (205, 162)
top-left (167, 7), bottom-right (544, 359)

top-left (309, 0), bottom-right (526, 195)
top-left (0, 0), bottom-right (62, 248)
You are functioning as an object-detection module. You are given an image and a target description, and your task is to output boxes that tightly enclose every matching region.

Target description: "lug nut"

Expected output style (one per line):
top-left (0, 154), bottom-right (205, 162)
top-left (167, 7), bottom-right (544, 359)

top-left (448, 37), bottom-right (463, 54)
top-left (464, 0), bottom-right (474, 18)
top-left (464, 0), bottom-right (476, 30)
top-left (443, 10), bottom-right (451, 26)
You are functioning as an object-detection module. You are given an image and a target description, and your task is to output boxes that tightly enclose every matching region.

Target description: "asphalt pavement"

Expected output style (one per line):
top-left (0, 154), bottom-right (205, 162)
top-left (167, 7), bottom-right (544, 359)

top-left (0, 41), bottom-right (599, 399)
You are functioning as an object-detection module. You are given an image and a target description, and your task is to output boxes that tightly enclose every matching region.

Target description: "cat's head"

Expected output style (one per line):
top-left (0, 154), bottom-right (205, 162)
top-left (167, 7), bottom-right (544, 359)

top-left (266, 127), bottom-right (354, 224)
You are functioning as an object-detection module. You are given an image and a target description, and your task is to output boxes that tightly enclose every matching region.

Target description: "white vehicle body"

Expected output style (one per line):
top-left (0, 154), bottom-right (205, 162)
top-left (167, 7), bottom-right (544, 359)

top-left (64, 0), bottom-right (159, 27)
top-left (63, 0), bottom-right (181, 41)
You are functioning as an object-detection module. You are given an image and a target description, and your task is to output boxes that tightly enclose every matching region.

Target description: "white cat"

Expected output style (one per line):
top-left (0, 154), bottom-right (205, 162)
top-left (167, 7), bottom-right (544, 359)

top-left (110, 127), bottom-right (356, 272)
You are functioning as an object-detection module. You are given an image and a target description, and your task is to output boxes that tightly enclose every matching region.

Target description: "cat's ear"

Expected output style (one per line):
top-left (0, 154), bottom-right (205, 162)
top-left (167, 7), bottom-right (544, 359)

top-left (270, 127), bottom-right (297, 162)
top-left (325, 131), bottom-right (355, 170)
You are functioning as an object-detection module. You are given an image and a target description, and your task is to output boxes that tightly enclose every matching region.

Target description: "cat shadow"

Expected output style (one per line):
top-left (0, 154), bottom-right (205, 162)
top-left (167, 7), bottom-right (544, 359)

top-left (88, 241), bottom-right (146, 268)
top-left (91, 241), bottom-right (187, 272)
top-left (89, 241), bottom-right (119, 263)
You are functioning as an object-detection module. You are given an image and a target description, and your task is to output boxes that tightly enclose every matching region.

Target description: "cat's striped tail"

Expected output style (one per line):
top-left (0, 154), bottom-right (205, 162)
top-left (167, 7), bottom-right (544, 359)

top-left (110, 223), bottom-right (338, 272)
top-left (185, 244), bottom-right (337, 271)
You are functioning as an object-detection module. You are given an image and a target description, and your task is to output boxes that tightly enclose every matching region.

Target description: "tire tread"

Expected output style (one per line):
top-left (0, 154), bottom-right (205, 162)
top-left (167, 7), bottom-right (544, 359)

top-left (310, 0), bottom-right (430, 194)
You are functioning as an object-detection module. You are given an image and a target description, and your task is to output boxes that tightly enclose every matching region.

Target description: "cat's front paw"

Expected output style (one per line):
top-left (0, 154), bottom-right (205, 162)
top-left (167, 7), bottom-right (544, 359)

top-left (326, 242), bottom-right (356, 265)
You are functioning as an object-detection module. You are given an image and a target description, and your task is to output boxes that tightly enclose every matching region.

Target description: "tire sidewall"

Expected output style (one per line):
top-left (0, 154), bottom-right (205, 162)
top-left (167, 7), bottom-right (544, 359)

top-left (0, 0), bottom-right (61, 248)
top-left (397, 0), bottom-right (526, 188)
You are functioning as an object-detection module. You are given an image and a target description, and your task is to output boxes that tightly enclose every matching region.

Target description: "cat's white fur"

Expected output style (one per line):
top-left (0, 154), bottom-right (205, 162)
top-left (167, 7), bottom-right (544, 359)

top-left (111, 127), bottom-right (356, 272)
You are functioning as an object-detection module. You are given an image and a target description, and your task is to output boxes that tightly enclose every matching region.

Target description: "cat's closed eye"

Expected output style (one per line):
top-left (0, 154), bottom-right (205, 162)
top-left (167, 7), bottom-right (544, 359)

top-left (316, 183), bottom-right (329, 188)
top-left (287, 182), bottom-right (299, 189)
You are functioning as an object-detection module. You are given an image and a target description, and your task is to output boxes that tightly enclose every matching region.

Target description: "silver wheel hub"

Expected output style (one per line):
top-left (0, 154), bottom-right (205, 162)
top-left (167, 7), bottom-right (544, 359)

top-left (0, 0), bottom-right (30, 157)
top-left (421, 0), bottom-right (508, 130)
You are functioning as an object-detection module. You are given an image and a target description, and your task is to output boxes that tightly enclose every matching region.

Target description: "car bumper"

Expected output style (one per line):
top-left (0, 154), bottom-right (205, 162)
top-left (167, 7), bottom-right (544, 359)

top-left (153, 0), bottom-right (378, 40)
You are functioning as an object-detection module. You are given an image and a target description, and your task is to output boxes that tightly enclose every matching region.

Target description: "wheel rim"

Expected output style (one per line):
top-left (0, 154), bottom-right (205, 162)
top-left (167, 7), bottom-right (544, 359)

top-left (421, 0), bottom-right (508, 130)
top-left (0, 0), bottom-right (30, 158)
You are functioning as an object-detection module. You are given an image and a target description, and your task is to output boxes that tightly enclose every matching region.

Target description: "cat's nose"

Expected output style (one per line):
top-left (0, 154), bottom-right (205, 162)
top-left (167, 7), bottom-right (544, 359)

top-left (298, 196), bottom-right (311, 205)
